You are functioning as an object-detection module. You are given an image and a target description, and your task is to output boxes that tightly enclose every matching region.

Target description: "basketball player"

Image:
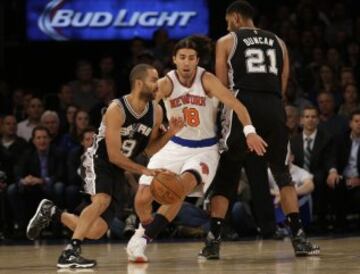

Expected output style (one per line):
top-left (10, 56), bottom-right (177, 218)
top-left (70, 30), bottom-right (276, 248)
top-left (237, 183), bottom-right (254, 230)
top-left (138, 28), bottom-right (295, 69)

top-left (26, 64), bottom-right (184, 268)
top-left (198, 0), bottom-right (320, 259)
top-left (126, 38), bottom-right (268, 262)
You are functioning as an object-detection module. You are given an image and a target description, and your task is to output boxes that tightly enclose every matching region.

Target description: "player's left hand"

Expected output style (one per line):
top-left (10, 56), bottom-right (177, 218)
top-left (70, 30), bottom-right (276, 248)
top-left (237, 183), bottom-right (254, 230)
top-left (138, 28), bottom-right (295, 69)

top-left (168, 116), bottom-right (185, 135)
top-left (246, 133), bottom-right (268, 156)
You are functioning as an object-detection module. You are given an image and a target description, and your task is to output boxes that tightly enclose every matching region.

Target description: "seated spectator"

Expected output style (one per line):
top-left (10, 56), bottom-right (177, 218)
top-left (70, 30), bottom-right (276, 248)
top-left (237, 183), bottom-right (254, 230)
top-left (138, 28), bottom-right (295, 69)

top-left (268, 155), bottom-right (315, 228)
top-left (17, 97), bottom-right (44, 141)
top-left (317, 92), bottom-right (348, 137)
top-left (290, 105), bottom-right (338, 228)
top-left (69, 60), bottom-right (99, 112)
top-left (0, 147), bottom-right (11, 237)
top-left (173, 201), bottom-right (209, 238)
top-left (66, 127), bottom-right (96, 212)
top-left (338, 84), bottom-right (360, 118)
top-left (11, 88), bottom-right (29, 122)
top-left (0, 115), bottom-right (28, 182)
top-left (312, 65), bottom-right (342, 106)
top-left (7, 126), bottom-right (65, 234)
top-left (61, 104), bottom-right (78, 134)
top-left (59, 109), bottom-right (90, 151)
top-left (41, 111), bottom-right (64, 148)
top-left (97, 54), bottom-right (117, 80)
top-left (284, 77), bottom-right (312, 111)
top-left (340, 67), bottom-right (356, 88)
top-left (326, 48), bottom-right (343, 77)
top-left (331, 110), bottom-right (360, 230)
top-left (285, 105), bottom-right (301, 137)
top-left (90, 79), bottom-right (116, 128)
top-left (33, 85), bottom-right (73, 136)
top-left (345, 41), bottom-right (360, 81)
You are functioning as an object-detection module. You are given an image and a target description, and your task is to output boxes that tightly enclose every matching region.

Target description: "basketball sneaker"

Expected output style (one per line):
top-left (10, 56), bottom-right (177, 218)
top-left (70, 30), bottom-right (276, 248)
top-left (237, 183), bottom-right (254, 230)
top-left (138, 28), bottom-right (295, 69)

top-left (26, 199), bottom-right (54, 240)
top-left (57, 246), bottom-right (97, 268)
top-left (127, 225), bottom-right (149, 263)
top-left (198, 232), bottom-right (220, 260)
top-left (291, 229), bottom-right (320, 256)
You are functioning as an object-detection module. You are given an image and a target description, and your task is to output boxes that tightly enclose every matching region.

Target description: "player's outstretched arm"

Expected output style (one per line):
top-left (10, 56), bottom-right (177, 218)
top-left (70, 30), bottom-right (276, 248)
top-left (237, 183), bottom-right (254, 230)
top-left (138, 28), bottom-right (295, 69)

top-left (203, 72), bottom-right (267, 156)
top-left (144, 105), bottom-right (184, 157)
top-left (104, 102), bottom-right (157, 176)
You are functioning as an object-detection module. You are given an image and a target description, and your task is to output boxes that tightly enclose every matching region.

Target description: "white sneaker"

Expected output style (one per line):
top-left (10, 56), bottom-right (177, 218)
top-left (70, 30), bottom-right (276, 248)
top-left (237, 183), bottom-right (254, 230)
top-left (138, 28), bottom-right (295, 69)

top-left (126, 226), bottom-right (148, 263)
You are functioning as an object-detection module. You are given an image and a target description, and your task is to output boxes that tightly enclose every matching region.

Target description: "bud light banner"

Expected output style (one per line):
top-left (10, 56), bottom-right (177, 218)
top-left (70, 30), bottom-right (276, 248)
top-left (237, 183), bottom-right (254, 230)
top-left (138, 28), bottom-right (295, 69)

top-left (27, 0), bottom-right (209, 41)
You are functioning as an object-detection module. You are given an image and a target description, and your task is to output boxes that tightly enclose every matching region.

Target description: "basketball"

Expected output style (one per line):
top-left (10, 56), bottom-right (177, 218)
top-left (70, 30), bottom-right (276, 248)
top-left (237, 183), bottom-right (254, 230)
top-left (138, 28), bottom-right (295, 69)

top-left (150, 172), bottom-right (184, 205)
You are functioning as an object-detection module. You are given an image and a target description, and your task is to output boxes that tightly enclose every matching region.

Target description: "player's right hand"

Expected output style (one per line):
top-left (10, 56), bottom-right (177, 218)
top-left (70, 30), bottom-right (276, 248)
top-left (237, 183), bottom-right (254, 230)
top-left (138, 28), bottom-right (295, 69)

top-left (143, 168), bottom-right (174, 177)
top-left (167, 116), bottom-right (185, 135)
top-left (246, 133), bottom-right (268, 156)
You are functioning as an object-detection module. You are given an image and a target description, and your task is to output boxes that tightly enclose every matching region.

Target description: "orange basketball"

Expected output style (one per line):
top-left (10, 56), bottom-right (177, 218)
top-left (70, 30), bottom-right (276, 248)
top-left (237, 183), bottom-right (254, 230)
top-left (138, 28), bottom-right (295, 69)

top-left (150, 172), bottom-right (184, 205)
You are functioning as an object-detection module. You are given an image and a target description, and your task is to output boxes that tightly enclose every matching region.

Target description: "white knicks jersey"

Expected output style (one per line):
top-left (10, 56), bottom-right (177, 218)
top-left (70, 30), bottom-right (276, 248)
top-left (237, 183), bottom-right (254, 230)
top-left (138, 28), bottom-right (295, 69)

top-left (164, 67), bottom-right (219, 142)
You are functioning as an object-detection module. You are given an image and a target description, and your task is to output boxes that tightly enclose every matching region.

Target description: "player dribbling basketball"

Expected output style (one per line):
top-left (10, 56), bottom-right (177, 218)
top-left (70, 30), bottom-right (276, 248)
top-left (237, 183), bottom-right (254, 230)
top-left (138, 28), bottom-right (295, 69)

top-left (126, 37), bottom-right (267, 263)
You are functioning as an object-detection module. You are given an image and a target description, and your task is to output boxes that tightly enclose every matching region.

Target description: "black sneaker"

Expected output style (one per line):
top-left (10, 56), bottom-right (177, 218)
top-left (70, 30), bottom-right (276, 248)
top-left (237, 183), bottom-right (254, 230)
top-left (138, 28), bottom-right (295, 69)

top-left (198, 233), bottom-right (220, 260)
top-left (57, 248), bottom-right (97, 268)
top-left (291, 229), bottom-right (320, 256)
top-left (26, 199), bottom-right (54, 240)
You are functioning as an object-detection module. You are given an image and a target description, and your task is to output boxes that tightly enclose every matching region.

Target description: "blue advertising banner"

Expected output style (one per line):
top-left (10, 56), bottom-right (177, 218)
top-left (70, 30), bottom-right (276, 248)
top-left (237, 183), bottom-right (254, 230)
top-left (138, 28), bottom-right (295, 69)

top-left (27, 0), bottom-right (209, 41)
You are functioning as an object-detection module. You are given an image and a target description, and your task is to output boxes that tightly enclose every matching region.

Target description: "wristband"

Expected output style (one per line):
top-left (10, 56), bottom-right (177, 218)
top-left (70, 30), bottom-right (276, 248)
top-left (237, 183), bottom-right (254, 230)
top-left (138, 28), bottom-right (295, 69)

top-left (243, 125), bottom-right (256, 137)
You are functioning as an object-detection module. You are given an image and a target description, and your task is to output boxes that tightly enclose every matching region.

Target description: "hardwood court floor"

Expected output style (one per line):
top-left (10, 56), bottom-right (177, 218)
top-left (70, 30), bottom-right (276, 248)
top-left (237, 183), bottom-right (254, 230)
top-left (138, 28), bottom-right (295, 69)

top-left (0, 237), bottom-right (360, 273)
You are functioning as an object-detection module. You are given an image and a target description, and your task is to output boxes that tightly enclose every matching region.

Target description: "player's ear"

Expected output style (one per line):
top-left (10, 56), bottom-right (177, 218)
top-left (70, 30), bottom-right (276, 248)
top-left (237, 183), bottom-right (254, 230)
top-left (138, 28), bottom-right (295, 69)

top-left (195, 56), bottom-right (200, 66)
top-left (235, 13), bottom-right (242, 25)
top-left (135, 79), bottom-right (143, 89)
top-left (172, 55), bottom-right (177, 66)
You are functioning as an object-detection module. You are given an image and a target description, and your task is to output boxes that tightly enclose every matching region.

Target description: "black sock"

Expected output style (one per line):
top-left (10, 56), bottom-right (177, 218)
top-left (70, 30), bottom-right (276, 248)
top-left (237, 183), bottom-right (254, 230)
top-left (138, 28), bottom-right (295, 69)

top-left (70, 239), bottom-right (82, 249)
top-left (50, 206), bottom-right (63, 224)
top-left (144, 214), bottom-right (169, 241)
top-left (286, 212), bottom-right (302, 236)
top-left (210, 217), bottom-right (223, 239)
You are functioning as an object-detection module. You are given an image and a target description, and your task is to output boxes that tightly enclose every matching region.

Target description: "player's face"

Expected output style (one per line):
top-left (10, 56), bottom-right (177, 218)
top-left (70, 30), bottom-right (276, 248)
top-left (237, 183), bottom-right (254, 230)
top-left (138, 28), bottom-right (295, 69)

top-left (173, 48), bottom-right (199, 79)
top-left (140, 69), bottom-right (159, 101)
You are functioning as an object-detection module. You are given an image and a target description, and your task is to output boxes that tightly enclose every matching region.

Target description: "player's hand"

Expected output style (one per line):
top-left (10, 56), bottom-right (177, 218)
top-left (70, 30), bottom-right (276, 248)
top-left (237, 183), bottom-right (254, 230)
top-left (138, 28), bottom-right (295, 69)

top-left (167, 116), bottom-right (185, 135)
top-left (143, 168), bottom-right (173, 177)
top-left (326, 171), bottom-right (341, 189)
top-left (246, 133), bottom-right (268, 156)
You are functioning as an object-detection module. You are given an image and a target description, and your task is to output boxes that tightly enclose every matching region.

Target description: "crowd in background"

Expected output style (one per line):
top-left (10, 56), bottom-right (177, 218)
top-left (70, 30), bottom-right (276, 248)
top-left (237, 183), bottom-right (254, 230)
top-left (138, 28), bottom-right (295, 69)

top-left (1, 0), bottom-right (360, 241)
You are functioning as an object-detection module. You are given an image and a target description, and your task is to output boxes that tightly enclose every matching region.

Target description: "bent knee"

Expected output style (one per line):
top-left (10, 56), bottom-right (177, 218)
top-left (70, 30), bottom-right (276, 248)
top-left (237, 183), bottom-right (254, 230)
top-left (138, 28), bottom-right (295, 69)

top-left (91, 193), bottom-right (111, 211)
top-left (135, 186), bottom-right (152, 205)
top-left (87, 220), bottom-right (108, 240)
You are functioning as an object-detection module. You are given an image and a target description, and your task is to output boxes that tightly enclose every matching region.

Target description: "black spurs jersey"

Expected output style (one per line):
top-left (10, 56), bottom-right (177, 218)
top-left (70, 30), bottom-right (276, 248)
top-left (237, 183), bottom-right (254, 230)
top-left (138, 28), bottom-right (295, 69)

top-left (228, 28), bottom-right (284, 96)
top-left (92, 96), bottom-right (155, 162)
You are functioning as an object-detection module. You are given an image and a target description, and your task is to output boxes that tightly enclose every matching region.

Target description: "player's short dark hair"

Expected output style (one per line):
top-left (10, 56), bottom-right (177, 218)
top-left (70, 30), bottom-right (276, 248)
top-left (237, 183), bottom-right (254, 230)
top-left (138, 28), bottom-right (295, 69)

top-left (350, 109), bottom-right (360, 120)
top-left (173, 38), bottom-right (199, 57)
top-left (226, 0), bottom-right (255, 19)
top-left (129, 63), bottom-right (155, 89)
